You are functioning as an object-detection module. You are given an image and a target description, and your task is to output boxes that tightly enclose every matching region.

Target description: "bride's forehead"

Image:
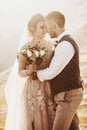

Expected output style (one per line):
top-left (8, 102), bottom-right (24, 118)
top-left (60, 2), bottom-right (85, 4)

top-left (37, 21), bottom-right (45, 26)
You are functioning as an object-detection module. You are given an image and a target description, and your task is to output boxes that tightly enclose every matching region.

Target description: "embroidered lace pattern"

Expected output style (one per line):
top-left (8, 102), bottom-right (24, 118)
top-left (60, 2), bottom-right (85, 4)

top-left (18, 41), bottom-right (55, 129)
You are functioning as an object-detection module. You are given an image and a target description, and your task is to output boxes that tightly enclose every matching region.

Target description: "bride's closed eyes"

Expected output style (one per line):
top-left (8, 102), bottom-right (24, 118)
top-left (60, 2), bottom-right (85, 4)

top-left (40, 26), bottom-right (46, 29)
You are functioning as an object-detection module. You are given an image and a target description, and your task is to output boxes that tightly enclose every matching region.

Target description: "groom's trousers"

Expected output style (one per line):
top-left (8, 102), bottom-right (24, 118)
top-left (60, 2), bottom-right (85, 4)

top-left (52, 88), bottom-right (83, 130)
top-left (69, 113), bottom-right (80, 130)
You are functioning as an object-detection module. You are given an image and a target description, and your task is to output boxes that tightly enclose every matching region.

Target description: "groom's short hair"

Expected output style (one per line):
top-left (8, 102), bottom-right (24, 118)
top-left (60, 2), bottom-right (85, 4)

top-left (46, 11), bottom-right (65, 28)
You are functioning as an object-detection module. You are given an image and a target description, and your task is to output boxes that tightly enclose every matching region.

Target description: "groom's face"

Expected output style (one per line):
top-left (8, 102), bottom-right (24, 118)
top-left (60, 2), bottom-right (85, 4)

top-left (45, 20), bottom-right (57, 38)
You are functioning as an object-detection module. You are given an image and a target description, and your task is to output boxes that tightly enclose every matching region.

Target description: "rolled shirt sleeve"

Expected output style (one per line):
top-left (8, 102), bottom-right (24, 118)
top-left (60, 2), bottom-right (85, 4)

top-left (37, 41), bottom-right (75, 82)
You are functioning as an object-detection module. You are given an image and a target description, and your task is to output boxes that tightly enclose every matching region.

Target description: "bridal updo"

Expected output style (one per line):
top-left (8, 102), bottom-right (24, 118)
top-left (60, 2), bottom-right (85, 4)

top-left (28, 13), bottom-right (44, 35)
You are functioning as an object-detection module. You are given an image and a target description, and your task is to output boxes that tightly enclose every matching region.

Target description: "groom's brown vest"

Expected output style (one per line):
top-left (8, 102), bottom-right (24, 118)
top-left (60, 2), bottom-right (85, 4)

top-left (51, 35), bottom-right (83, 94)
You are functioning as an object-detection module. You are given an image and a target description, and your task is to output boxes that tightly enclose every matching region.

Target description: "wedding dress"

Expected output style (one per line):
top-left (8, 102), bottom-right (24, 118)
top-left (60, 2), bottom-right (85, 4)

top-left (17, 41), bottom-right (55, 130)
top-left (5, 30), bottom-right (55, 130)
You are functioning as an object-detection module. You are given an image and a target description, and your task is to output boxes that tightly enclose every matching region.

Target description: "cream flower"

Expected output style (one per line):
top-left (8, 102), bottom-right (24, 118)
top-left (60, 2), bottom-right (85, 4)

top-left (54, 42), bottom-right (58, 46)
top-left (33, 50), bottom-right (39, 57)
top-left (40, 50), bottom-right (46, 56)
top-left (27, 49), bottom-right (32, 57)
top-left (52, 46), bottom-right (55, 51)
top-left (21, 49), bottom-right (26, 54)
top-left (52, 42), bottom-right (58, 51)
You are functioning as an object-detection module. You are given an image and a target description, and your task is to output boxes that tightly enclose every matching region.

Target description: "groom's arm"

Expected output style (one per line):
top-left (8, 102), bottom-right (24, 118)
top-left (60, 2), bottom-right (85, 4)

top-left (37, 41), bottom-right (75, 81)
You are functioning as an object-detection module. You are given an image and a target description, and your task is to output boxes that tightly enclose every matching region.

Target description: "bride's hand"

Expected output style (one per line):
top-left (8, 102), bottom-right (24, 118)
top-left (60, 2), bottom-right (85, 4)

top-left (26, 65), bottom-right (34, 76)
top-left (27, 64), bottom-right (38, 76)
top-left (29, 63), bottom-right (38, 71)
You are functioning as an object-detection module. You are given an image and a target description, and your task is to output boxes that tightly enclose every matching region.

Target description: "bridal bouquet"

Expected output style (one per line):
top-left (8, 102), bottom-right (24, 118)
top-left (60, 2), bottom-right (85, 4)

top-left (21, 44), bottom-right (48, 79)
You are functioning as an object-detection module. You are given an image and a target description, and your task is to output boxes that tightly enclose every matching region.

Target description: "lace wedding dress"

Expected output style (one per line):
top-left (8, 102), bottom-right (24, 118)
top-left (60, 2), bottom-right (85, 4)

top-left (18, 41), bottom-right (55, 130)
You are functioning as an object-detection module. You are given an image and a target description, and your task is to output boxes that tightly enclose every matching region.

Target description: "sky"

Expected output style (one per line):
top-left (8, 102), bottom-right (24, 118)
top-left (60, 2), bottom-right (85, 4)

top-left (0, 0), bottom-right (87, 71)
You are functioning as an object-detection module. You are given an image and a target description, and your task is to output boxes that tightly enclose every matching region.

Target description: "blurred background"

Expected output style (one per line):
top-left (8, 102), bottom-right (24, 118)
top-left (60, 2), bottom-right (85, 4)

top-left (0, 0), bottom-right (87, 130)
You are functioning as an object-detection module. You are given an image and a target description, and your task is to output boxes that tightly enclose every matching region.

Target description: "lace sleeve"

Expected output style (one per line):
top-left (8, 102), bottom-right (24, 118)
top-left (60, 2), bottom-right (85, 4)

top-left (17, 45), bottom-right (28, 77)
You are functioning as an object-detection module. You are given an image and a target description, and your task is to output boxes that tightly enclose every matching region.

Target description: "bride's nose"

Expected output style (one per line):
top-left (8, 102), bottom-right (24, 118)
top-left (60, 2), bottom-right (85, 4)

top-left (44, 26), bottom-right (47, 33)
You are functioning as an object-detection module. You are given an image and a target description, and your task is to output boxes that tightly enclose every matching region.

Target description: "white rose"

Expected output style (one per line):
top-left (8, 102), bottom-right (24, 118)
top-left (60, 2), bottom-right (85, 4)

top-left (33, 50), bottom-right (39, 57)
top-left (52, 46), bottom-right (55, 51)
top-left (40, 50), bottom-right (46, 56)
top-left (21, 49), bottom-right (26, 54)
top-left (27, 50), bottom-right (32, 57)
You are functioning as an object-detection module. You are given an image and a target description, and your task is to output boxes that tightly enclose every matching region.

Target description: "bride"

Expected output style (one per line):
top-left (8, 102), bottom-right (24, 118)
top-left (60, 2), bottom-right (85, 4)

top-left (5, 13), bottom-right (55, 130)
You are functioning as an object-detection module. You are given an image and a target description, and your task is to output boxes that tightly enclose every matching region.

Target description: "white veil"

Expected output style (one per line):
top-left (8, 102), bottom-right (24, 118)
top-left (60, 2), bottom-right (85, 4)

top-left (5, 24), bottom-right (33, 104)
top-left (4, 16), bottom-right (51, 130)
top-left (5, 23), bottom-right (33, 130)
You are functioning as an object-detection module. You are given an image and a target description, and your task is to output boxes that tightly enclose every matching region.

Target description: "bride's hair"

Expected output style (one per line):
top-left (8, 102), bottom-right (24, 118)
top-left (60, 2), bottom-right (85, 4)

top-left (28, 13), bottom-right (44, 35)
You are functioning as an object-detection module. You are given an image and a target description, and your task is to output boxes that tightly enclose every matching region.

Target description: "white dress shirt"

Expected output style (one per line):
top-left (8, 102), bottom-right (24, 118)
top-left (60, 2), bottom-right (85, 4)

top-left (37, 32), bottom-right (75, 82)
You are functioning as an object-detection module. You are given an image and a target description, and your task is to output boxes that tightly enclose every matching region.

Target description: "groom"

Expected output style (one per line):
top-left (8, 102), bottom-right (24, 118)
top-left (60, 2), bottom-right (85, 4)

top-left (36, 11), bottom-right (83, 130)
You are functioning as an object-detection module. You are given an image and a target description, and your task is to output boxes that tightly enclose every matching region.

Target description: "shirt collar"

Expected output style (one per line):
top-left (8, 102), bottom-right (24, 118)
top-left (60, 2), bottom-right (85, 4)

top-left (57, 31), bottom-right (70, 41)
top-left (51, 31), bottom-right (69, 42)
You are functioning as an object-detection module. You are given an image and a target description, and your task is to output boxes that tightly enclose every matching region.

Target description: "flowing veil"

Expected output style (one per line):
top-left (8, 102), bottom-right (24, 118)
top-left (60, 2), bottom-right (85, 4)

top-left (5, 24), bottom-right (33, 105)
top-left (5, 24), bottom-right (33, 130)
top-left (4, 20), bottom-right (51, 130)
